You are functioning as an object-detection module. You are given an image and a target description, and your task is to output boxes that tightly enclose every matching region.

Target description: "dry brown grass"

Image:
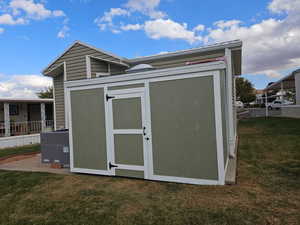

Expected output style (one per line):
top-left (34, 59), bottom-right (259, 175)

top-left (0, 117), bottom-right (299, 225)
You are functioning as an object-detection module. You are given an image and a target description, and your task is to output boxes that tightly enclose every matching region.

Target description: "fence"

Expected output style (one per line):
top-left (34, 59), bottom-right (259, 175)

top-left (0, 120), bottom-right (54, 137)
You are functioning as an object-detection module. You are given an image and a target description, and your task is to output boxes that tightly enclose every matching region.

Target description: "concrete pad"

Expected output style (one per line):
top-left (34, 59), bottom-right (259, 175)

top-left (0, 153), bottom-right (70, 175)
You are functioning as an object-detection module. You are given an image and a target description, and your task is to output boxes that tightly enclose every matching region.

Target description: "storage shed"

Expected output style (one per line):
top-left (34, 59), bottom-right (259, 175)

top-left (63, 41), bottom-right (242, 185)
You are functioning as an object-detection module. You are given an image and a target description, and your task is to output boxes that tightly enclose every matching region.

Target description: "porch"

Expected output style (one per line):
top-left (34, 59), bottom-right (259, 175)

top-left (0, 99), bottom-right (54, 137)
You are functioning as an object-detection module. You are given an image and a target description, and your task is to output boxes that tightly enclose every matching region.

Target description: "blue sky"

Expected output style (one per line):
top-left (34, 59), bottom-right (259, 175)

top-left (0, 0), bottom-right (300, 97)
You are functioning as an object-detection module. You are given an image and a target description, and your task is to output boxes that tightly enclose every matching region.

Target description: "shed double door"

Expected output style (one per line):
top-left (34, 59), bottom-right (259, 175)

top-left (105, 88), bottom-right (150, 178)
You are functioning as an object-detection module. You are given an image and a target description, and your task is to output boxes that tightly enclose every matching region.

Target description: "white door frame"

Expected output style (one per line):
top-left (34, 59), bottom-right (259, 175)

top-left (104, 87), bottom-right (151, 179)
top-left (67, 88), bottom-right (114, 176)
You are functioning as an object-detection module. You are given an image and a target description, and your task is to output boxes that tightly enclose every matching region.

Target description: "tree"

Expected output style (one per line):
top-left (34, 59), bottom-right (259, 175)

top-left (236, 77), bottom-right (256, 103)
top-left (36, 86), bottom-right (53, 99)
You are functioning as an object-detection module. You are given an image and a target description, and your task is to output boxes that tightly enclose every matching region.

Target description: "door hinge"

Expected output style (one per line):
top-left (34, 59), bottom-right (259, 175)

top-left (109, 162), bottom-right (118, 170)
top-left (106, 94), bottom-right (115, 101)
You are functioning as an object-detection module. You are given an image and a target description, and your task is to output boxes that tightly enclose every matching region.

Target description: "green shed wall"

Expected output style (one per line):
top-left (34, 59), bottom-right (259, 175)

top-left (149, 76), bottom-right (219, 180)
top-left (53, 74), bottom-right (65, 129)
top-left (70, 88), bottom-right (108, 170)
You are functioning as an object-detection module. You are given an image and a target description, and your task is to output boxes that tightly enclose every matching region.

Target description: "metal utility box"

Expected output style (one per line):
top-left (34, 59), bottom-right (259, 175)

top-left (41, 130), bottom-right (70, 167)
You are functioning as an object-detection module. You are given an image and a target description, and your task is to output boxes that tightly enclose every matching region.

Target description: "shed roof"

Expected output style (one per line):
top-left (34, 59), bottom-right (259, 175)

top-left (128, 40), bottom-right (242, 63)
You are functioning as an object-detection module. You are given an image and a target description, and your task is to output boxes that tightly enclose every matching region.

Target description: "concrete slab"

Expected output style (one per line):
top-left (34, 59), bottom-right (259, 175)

top-left (0, 153), bottom-right (70, 175)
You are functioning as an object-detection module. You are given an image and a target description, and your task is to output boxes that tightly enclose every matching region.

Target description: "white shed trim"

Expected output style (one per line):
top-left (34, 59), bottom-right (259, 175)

top-left (66, 63), bottom-right (227, 185)
top-left (65, 61), bottom-right (226, 88)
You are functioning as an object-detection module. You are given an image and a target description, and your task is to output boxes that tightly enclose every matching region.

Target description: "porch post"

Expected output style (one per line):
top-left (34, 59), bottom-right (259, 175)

top-left (41, 103), bottom-right (46, 132)
top-left (295, 71), bottom-right (300, 105)
top-left (280, 82), bottom-right (284, 101)
top-left (4, 102), bottom-right (10, 136)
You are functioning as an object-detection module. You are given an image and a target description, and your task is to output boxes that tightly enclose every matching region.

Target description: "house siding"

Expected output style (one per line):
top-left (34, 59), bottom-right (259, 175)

top-left (46, 43), bottom-right (127, 129)
top-left (53, 74), bottom-right (65, 129)
top-left (45, 43), bottom-right (125, 81)
top-left (90, 59), bottom-right (126, 78)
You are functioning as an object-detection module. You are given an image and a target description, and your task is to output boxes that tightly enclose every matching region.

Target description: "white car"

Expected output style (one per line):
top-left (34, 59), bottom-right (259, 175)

top-left (235, 101), bottom-right (244, 108)
top-left (267, 100), bottom-right (293, 110)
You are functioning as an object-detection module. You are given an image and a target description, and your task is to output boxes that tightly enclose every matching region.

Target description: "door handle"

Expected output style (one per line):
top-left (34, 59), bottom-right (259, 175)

top-left (109, 162), bottom-right (118, 170)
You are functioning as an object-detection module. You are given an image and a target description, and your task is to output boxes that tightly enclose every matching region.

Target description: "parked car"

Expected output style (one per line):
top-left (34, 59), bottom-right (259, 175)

top-left (267, 100), bottom-right (293, 110)
top-left (235, 101), bottom-right (244, 108)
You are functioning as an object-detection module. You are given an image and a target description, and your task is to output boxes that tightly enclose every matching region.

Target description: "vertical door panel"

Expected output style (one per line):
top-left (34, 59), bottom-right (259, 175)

top-left (149, 76), bottom-right (219, 180)
top-left (112, 97), bottom-right (142, 129)
top-left (114, 134), bottom-right (144, 165)
top-left (70, 88), bottom-right (108, 171)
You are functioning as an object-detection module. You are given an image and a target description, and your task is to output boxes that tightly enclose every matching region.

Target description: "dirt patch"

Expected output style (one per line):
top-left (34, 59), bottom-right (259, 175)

top-left (0, 153), bottom-right (38, 164)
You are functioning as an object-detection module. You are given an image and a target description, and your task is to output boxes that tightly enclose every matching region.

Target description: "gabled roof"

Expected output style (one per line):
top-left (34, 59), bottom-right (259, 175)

top-left (42, 40), bottom-right (129, 74)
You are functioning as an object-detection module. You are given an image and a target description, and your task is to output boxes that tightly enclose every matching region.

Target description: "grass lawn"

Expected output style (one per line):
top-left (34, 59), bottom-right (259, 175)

top-left (0, 144), bottom-right (40, 158)
top-left (0, 118), bottom-right (299, 225)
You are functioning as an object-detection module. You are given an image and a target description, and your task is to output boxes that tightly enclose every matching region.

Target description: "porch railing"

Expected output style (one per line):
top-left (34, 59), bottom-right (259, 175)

top-left (0, 120), bottom-right (54, 137)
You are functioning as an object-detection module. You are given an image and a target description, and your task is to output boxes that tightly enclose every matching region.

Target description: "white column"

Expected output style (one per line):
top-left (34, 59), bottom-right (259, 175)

top-left (295, 72), bottom-right (300, 105)
top-left (265, 92), bottom-right (268, 117)
top-left (41, 103), bottom-right (46, 132)
top-left (4, 103), bottom-right (10, 137)
top-left (280, 82), bottom-right (284, 100)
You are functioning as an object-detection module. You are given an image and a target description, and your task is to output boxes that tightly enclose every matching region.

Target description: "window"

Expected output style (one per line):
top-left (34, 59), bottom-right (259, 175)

top-left (9, 104), bottom-right (19, 116)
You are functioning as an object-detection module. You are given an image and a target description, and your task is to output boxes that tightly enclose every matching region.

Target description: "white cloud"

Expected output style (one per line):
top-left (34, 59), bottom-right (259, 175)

top-left (213, 20), bottom-right (241, 29)
top-left (121, 23), bottom-right (142, 31)
top-left (57, 25), bottom-right (69, 38)
top-left (9, 0), bottom-right (64, 20)
top-left (0, 0), bottom-right (69, 37)
top-left (97, 8), bottom-right (129, 24)
top-left (125, 0), bottom-right (166, 19)
top-left (193, 24), bottom-right (205, 32)
top-left (268, 0), bottom-right (300, 13)
top-left (95, 0), bottom-right (300, 78)
top-left (263, 70), bottom-right (282, 78)
top-left (95, 7), bottom-right (129, 33)
top-left (144, 19), bottom-right (201, 44)
top-left (0, 74), bottom-right (52, 98)
top-left (96, 0), bottom-right (166, 33)
top-left (202, 0), bottom-right (300, 77)
top-left (0, 13), bottom-right (26, 25)
top-left (0, 27), bottom-right (4, 33)
top-left (53, 10), bottom-right (65, 17)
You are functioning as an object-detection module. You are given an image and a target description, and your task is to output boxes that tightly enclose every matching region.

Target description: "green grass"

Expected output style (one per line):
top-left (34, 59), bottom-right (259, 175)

top-left (0, 118), bottom-right (299, 225)
top-left (0, 144), bottom-right (40, 158)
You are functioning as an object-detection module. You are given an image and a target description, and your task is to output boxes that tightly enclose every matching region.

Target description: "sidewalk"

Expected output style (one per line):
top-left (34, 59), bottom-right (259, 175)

top-left (0, 153), bottom-right (69, 175)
